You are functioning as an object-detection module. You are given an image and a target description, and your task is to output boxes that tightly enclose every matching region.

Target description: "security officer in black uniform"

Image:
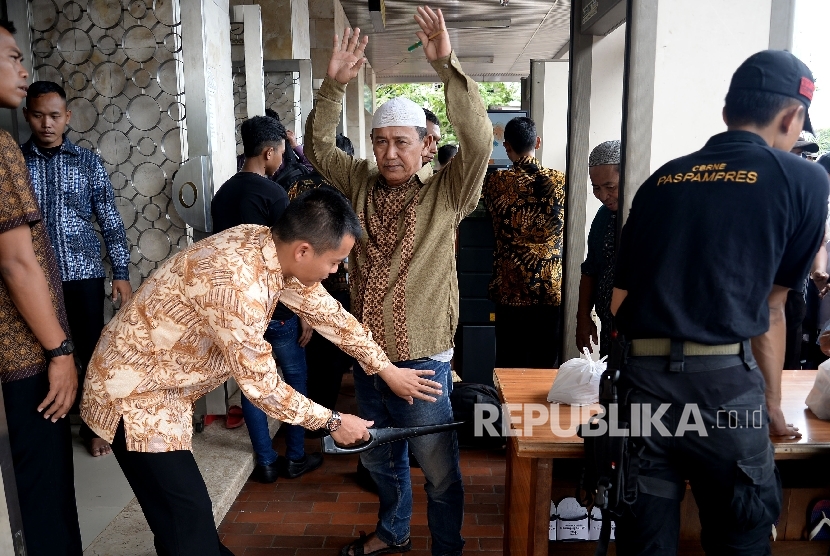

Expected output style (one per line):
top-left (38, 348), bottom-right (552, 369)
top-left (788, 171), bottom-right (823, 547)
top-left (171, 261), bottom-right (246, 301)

top-left (611, 50), bottom-right (828, 554)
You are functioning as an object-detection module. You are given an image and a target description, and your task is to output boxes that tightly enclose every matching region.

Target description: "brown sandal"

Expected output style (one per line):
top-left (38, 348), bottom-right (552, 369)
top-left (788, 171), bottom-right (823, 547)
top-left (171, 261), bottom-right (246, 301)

top-left (340, 531), bottom-right (411, 556)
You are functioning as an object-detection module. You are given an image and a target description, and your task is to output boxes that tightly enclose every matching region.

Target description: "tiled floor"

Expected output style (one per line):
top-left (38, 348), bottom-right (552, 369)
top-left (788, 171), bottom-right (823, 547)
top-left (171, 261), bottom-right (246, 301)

top-left (218, 376), bottom-right (507, 556)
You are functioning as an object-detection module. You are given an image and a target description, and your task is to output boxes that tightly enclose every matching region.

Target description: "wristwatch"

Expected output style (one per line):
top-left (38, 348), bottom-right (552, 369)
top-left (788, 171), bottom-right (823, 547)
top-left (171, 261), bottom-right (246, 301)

top-left (44, 339), bottom-right (75, 359)
top-left (325, 411), bottom-right (342, 432)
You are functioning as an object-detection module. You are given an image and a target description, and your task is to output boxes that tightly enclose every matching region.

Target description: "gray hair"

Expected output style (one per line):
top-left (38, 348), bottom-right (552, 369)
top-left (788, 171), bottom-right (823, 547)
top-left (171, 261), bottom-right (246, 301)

top-left (589, 140), bottom-right (621, 168)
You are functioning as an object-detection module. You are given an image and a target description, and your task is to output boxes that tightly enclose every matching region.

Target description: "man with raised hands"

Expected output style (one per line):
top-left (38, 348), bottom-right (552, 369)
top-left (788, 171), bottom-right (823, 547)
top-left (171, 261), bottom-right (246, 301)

top-left (304, 6), bottom-right (493, 556)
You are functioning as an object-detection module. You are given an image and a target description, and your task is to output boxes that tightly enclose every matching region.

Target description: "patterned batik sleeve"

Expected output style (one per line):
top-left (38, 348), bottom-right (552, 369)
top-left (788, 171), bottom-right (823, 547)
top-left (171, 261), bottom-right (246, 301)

top-left (89, 153), bottom-right (131, 281)
top-left (0, 131), bottom-right (40, 233)
top-left (194, 283), bottom-right (333, 430)
top-left (279, 278), bottom-right (391, 375)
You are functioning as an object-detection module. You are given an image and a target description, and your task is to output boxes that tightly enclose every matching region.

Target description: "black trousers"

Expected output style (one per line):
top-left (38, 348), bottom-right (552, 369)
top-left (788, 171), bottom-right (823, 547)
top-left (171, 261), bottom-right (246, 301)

top-left (305, 289), bottom-right (355, 409)
top-left (3, 372), bottom-right (82, 556)
top-left (110, 420), bottom-right (235, 556)
top-left (62, 278), bottom-right (105, 441)
top-left (494, 303), bottom-right (560, 368)
top-left (616, 357), bottom-right (780, 555)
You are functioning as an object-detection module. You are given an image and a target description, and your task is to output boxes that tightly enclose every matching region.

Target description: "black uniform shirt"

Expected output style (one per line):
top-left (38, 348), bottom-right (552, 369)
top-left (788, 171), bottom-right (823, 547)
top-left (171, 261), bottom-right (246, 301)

top-left (212, 172), bottom-right (289, 233)
top-left (616, 130), bottom-right (828, 343)
top-left (211, 171), bottom-right (294, 320)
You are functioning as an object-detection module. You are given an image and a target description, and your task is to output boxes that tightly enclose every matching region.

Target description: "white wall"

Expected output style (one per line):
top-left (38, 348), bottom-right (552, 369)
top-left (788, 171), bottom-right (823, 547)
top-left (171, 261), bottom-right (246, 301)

top-left (531, 60), bottom-right (569, 172)
top-left (650, 0), bottom-right (772, 171)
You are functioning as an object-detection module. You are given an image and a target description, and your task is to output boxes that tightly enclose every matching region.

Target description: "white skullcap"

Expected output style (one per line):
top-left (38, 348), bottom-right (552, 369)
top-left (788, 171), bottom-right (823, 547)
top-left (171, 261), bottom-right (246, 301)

top-left (372, 97), bottom-right (427, 130)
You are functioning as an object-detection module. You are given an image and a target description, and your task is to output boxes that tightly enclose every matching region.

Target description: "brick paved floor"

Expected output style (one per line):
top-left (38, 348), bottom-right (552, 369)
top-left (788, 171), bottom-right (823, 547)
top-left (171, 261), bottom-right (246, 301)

top-left (218, 374), bottom-right (506, 556)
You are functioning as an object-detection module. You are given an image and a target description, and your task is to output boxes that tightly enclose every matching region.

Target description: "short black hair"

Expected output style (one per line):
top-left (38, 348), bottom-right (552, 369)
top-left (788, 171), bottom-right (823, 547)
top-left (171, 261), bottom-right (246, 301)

top-left (336, 133), bottom-right (354, 156)
top-left (241, 115), bottom-right (286, 158)
top-left (723, 89), bottom-right (803, 129)
top-left (27, 81), bottom-right (67, 104)
top-left (818, 153), bottom-right (830, 175)
top-left (423, 108), bottom-right (440, 127)
top-left (0, 20), bottom-right (16, 34)
top-left (265, 108), bottom-right (280, 121)
top-left (272, 188), bottom-right (362, 252)
top-left (504, 117), bottom-right (537, 154)
top-left (437, 144), bottom-right (457, 166)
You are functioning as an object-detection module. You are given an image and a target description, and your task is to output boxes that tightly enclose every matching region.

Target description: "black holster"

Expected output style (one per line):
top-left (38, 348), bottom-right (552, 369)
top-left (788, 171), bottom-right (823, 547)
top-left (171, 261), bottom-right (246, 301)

top-left (577, 336), bottom-right (642, 555)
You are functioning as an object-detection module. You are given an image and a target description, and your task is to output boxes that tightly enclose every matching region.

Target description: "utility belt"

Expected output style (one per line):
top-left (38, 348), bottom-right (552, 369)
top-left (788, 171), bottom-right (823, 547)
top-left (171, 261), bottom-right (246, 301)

top-left (630, 338), bottom-right (740, 357)
top-left (629, 338), bottom-right (757, 374)
top-left (580, 334), bottom-right (723, 555)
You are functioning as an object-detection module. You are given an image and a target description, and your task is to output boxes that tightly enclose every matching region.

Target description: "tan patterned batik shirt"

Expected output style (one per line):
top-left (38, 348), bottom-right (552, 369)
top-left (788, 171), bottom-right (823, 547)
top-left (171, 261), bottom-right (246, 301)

top-left (81, 225), bottom-right (390, 452)
top-left (0, 130), bottom-right (71, 383)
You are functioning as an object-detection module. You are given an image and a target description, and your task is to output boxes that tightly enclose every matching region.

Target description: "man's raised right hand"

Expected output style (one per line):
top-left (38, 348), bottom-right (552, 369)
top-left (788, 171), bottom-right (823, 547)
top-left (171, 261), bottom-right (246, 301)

top-left (327, 28), bottom-right (369, 85)
top-left (330, 413), bottom-right (374, 445)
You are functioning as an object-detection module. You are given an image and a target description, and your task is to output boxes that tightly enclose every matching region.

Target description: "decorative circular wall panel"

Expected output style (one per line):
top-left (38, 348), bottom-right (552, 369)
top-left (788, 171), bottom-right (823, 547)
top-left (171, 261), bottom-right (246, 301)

top-left (29, 0), bottom-right (188, 316)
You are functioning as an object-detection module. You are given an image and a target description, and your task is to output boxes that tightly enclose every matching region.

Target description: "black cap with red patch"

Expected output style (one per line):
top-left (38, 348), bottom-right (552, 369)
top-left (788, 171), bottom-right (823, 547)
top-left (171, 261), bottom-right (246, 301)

top-left (728, 50), bottom-right (815, 134)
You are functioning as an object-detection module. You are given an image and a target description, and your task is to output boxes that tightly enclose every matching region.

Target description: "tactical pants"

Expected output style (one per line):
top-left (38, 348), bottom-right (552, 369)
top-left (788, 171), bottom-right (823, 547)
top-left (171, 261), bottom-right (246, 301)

top-left (615, 385), bottom-right (781, 555)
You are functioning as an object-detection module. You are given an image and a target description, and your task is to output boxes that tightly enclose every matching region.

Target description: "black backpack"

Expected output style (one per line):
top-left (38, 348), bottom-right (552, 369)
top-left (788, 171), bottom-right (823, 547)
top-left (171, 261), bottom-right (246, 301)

top-left (450, 382), bottom-right (505, 449)
top-left (273, 146), bottom-right (312, 191)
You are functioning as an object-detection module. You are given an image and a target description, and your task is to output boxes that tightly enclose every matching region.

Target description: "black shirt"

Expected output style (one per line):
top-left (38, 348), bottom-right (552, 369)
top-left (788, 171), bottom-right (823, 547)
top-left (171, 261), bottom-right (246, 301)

top-left (616, 130), bottom-right (828, 343)
top-left (211, 171), bottom-right (294, 320)
top-left (212, 172), bottom-right (289, 232)
top-left (615, 131), bottom-right (828, 405)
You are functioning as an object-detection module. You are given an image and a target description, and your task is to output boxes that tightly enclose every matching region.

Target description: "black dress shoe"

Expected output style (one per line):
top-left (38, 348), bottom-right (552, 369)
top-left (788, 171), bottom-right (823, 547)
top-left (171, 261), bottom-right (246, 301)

top-left (281, 452), bottom-right (323, 479)
top-left (251, 461), bottom-right (280, 484)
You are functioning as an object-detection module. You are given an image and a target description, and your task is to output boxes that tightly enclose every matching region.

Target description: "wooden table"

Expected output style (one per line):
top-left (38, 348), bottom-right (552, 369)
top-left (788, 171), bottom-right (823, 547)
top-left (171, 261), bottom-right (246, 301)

top-left (496, 368), bottom-right (830, 556)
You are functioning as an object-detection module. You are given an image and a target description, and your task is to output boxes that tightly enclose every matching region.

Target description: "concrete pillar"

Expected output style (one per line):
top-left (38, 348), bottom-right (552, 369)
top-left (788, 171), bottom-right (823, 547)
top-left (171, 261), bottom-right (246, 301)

top-left (620, 0), bottom-right (789, 222)
top-left (309, 0), bottom-right (367, 150)
top-left (231, 0), bottom-right (310, 142)
top-left (231, 0), bottom-right (310, 60)
top-left (364, 64), bottom-right (376, 160)
top-left (231, 5), bottom-right (266, 118)
top-left (345, 66), bottom-right (366, 158)
top-left (309, 0), bottom-right (342, 80)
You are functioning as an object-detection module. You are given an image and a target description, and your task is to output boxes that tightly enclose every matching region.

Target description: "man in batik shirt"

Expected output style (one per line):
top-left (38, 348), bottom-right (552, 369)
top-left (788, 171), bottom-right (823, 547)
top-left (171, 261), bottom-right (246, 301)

top-left (483, 116), bottom-right (566, 368)
top-left (82, 190), bottom-right (441, 556)
top-left (0, 19), bottom-right (82, 556)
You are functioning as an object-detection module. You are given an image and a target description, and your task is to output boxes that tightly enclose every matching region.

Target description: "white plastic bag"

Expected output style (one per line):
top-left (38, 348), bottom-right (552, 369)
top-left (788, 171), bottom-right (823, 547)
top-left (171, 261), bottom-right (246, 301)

top-left (806, 359), bottom-right (830, 420)
top-left (547, 348), bottom-right (606, 405)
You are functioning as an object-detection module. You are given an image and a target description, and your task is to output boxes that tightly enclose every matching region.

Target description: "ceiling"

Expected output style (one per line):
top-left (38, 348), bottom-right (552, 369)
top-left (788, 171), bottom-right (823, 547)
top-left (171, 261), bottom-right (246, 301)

top-left (337, 0), bottom-right (572, 83)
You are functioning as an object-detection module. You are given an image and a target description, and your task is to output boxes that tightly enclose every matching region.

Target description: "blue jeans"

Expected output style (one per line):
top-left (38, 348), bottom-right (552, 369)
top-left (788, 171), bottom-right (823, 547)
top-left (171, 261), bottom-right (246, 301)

top-left (241, 316), bottom-right (308, 464)
top-left (354, 358), bottom-right (464, 556)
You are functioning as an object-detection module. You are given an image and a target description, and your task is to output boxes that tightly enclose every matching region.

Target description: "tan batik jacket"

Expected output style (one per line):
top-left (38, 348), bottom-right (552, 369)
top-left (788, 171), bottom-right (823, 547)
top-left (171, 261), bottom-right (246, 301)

top-left (81, 225), bottom-right (390, 452)
top-left (304, 52), bottom-right (494, 362)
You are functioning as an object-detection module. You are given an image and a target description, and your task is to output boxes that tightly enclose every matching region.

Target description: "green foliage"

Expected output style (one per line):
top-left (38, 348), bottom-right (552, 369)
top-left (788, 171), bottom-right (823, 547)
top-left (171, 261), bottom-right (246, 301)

top-left (816, 128), bottom-right (830, 155)
top-left (375, 82), bottom-right (520, 145)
